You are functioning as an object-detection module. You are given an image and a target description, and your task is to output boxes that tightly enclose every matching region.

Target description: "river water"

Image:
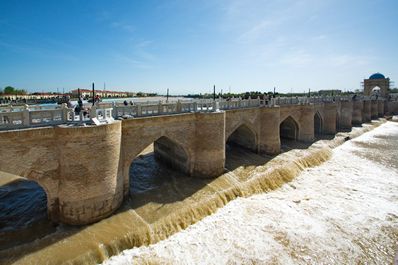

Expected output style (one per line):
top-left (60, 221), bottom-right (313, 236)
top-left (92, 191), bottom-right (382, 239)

top-left (102, 120), bottom-right (398, 265)
top-left (0, 119), bottom-right (397, 264)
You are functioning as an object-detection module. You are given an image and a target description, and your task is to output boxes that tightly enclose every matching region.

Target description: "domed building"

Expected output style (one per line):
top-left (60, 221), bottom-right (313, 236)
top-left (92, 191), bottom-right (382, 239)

top-left (368, 73), bottom-right (385, 80)
top-left (363, 72), bottom-right (390, 97)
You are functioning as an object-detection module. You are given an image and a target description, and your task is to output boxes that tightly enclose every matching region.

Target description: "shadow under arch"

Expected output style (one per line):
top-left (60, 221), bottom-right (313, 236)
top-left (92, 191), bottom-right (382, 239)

top-left (314, 111), bottom-right (323, 135)
top-left (129, 135), bottom-right (190, 194)
top-left (0, 172), bottom-right (55, 249)
top-left (280, 116), bottom-right (299, 140)
top-left (226, 123), bottom-right (258, 152)
top-left (224, 123), bottom-right (268, 171)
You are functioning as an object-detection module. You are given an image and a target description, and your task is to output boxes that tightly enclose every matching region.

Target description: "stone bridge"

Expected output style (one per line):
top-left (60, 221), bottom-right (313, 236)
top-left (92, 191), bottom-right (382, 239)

top-left (0, 98), bottom-right (397, 225)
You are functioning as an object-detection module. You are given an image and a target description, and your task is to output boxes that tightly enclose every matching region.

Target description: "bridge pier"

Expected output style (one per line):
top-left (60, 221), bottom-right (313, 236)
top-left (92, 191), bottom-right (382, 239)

top-left (338, 101), bottom-right (353, 130)
top-left (321, 103), bottom-right (337, 134)
top-left (56, 122), bottom-right (123, 225)
top-left (362, 100), bottom-right (371, 122)
top-left (387, 101), bottom-right (398, 115)
top-left (371, 100), bottom-right (378, 119)
top-left (377, 100), bottom-right (385, 117)
top-left (298, 105), bottom-right (315, 142)
top-left (352, 100), bottom-right (363, 125)
top-left (0, 122), bottom-right (124, 225)
top-left (191, 112), bottom-right (225, 178)
top-left (258, 107), bottom-right (281, 155)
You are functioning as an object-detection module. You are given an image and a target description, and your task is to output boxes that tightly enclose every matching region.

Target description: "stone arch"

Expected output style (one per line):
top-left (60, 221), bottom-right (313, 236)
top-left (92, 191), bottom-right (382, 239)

top-left (226, 123), bottom-right (258, 152)
top-left (125, 135), bottom-right (192, 193)
top-left (371, 86), bottom-right (381, 95)
top-left (314, 111), bottom-right (323, 135)
top-left (280, 116), bottom-right (299, 140)
top-left (0, 171), bottom-right (51, 223)
top-left (153, 136), bottom-right (190, 173)
top-left (124, 132), bottom-right (192, 168)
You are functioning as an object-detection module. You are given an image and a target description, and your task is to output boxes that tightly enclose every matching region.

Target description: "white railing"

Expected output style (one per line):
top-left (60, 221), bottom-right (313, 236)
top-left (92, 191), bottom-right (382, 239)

top-left (0, 96), bottom-right (394, 130)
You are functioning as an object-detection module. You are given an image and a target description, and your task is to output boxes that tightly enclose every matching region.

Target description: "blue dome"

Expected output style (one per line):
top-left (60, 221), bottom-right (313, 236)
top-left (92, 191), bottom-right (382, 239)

top-left (369, 73), bottom-right (385, 79)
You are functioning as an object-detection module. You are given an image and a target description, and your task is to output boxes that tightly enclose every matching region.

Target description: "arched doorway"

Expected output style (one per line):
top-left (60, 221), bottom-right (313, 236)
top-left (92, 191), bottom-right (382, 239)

top-left (0, 176), bottom-right (54, 249)
top-left (314, 112), bottom-right (323, 135)
top-left (226, 124), bottom-right (257, 152)
top-left (280, 116), bottom-right (299, 140)
top-left (225, 124), bottom-right (266, 171)
top-left (129, 136), bottom-right (189, 193)
top-left (371, 86), bottom-right (381, 96)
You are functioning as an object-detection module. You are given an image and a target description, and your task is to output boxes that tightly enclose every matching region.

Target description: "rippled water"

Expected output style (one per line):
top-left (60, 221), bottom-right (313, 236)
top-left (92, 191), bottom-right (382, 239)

top-left (103, 121), bottom-right (398, 264)
top-left (0, 119), bottom-right (396, 265)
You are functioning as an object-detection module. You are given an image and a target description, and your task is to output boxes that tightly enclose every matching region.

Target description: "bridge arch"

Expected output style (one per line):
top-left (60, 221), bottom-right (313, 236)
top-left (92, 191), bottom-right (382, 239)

top-left (0, 171), bottom-right (52, 222)
top-left (126, 134), bottom-right (192, 193)
top-left (0, 173), bottom-right (53, 248)
top-left (226, 123), bottom-right (258, 152)
top-left (280, 116), bottom-right (299, 140)
top-left (314, 111), bottom-right (323, 135)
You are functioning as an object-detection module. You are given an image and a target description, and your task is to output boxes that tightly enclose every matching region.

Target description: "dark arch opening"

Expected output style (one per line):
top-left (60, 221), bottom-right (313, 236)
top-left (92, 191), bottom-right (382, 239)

top-left (225, 124), bottom-right (268, 171)
top-left (226, 124), bottom-right (257, 152)
top-left (129, 136), bottom-right (189, 194)
top-left (280, 116), bottom-right (299, 140)
top-left (314, 112), bottom-right (323, 135)
top-left (336, 111), bottom-right (340, 131)
top-left (0, 176), bottom-right (54, 249)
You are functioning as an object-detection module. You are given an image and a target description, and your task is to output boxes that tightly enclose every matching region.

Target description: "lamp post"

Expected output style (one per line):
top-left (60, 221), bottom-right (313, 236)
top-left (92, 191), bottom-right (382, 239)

top-left (92, 82), bottom-right (95, 106)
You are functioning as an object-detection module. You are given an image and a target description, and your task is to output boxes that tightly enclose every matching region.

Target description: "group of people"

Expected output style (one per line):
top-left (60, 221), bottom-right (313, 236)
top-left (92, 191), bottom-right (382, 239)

top-left (123, 100), bottom-right (134, 106)
top-left (74, 97), bottom-right (89, 117)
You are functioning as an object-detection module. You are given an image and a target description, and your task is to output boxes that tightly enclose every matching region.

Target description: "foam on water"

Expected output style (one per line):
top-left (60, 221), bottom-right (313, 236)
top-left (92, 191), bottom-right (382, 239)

top-left (103, 121), bottom-right (398, 265)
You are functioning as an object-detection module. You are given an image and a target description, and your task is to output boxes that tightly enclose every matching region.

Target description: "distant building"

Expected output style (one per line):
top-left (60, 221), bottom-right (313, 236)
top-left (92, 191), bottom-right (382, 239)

top-left (70, 89), bottom-right (132, 98)
top-left (363, 73), bottom-right (390, 97)
top-left (318, 90), bottom-right (342, 96)
top-left (0, 93), bottom-right (64, 101)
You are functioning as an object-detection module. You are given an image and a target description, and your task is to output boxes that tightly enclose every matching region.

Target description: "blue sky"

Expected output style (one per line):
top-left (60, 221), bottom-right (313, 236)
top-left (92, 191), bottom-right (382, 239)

top-left (0, 0), bottom-right (397, 94)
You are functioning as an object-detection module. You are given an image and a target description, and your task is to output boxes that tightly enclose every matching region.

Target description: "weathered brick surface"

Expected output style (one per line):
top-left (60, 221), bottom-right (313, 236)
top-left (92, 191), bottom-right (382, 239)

top-left (352, 101), bottom-right (363, 125)
top-left (363, 101), bottom-right (372, 122)
top-left (371, 100), bottom-right (379, 119)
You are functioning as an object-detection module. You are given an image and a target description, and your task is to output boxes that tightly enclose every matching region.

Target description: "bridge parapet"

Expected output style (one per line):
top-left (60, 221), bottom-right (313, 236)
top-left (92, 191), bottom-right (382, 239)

top-left (0, 103), bottom-right (113, 130)
top-left (1, 96), bottom-right (395, 131)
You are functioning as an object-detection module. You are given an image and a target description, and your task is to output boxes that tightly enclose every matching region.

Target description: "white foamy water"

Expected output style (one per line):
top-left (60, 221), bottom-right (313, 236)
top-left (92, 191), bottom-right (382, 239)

top-left (102, 122), bottom-right (398, 265)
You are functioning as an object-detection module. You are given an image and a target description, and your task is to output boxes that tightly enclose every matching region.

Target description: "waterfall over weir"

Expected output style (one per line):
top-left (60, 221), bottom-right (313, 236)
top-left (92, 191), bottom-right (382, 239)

top-left (0, 120), bottom-right (393, 265)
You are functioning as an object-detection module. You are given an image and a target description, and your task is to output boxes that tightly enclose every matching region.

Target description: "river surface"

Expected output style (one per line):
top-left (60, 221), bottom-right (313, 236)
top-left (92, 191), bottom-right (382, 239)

top-left (103, 120), bottom-right (398, 265)
top-left (0, 119), bottom-right (397, 264)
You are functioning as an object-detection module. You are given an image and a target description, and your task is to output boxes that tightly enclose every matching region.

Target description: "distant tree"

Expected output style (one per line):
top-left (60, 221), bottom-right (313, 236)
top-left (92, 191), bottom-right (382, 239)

top-left (3, 86), bottom-right (27, 95)
top-left (4, 86), bottom-right (16, 94)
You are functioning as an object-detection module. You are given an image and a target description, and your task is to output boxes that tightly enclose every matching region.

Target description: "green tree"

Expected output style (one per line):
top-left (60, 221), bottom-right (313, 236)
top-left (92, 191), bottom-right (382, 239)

top-left (4, 86), bottom-right (15, 94)
top-left (2, 86), bottom-right (27, 95)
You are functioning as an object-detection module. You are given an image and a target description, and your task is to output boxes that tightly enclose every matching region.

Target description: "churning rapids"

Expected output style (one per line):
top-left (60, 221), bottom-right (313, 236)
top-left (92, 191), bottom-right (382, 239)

top-left (1, 119), bottom-right (397, 264)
